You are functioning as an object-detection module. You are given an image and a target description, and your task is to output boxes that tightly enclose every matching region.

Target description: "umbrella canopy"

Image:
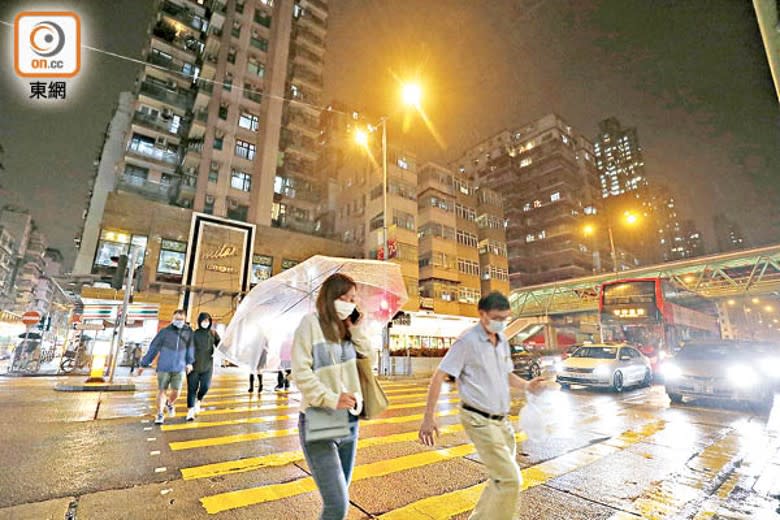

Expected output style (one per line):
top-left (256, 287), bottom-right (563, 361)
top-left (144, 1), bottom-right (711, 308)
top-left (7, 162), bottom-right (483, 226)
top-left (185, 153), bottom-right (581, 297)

top-left (218, 255), bottom-right (408, 370)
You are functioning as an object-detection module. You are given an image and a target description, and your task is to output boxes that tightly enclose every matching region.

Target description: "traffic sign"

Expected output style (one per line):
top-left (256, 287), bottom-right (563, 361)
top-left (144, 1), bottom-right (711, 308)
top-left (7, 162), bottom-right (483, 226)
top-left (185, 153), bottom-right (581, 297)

top-left (22, 310), bottom-right (42, 326)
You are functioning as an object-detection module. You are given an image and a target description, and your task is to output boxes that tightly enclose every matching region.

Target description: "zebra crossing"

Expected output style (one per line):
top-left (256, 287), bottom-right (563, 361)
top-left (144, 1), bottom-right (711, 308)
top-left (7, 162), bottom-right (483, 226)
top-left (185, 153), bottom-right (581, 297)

top-left (119, 373), bottom-right (780, 519)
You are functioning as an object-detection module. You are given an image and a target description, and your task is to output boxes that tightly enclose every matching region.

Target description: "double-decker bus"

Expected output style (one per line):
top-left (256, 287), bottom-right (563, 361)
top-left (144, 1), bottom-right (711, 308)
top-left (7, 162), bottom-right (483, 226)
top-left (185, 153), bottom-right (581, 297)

top-left (598, 277), bottom-right (720, 369)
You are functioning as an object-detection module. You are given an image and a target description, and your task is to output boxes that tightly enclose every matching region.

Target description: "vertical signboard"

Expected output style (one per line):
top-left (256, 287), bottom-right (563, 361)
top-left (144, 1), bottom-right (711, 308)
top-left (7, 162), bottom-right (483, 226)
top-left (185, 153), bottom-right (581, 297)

top-left (181, 214), bottom-right (255, 323)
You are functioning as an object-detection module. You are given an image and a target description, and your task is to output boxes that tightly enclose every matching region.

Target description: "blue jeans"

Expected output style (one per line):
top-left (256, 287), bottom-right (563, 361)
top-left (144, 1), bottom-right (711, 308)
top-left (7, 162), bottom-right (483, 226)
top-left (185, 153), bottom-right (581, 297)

top-left (298, 412), bottom-right (359, 520)
top-left (186, 369), bottom-right (213, 408)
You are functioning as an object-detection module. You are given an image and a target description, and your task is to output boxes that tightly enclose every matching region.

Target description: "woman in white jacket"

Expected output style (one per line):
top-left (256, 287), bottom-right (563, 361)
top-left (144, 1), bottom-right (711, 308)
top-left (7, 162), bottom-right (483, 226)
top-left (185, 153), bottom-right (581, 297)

top-left (292, 273), bottom-right (371, 520)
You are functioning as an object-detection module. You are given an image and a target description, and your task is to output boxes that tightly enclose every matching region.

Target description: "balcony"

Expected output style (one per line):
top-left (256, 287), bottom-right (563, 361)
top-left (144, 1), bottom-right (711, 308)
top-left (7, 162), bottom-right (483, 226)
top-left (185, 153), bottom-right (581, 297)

top-left (243, 85), bottom-right (263, 103)
top-left (139, 80), bottom-right (193, 110)
top-left (147, 52), bottom-right (173, 69)
top-left (306, 0), bottom-right (328, 19)
top-left (282, 134), bottom-right (318, 161)
top-left (127, 141), bottom-right (180, 165)
top-left (160, 1), bottom-right (207, 32)
top-left (117, 174), bottom-right (173, 203)
top-left (193, 79), bottom-right (213, 109)
top-left (291, 66), bottom-right (323, 89)
top-left (299, 12), bottom-right (327, 35)
top-left (285, 113), bottom-right (320, 136)
top-left (151, 22), bottom-right (205, 57)
top-left (132, 111), bottom-right (185, 138)
top-left (188, 110), bottom-right (208, 139)
top-left (208, 1), bottom-right (226, 30)
top-left (291, 46), bottom-right (323, 70)
top-left (294, 28), bottom-right (325, 53)
top-left (172, 173), bottom-right (197, 207)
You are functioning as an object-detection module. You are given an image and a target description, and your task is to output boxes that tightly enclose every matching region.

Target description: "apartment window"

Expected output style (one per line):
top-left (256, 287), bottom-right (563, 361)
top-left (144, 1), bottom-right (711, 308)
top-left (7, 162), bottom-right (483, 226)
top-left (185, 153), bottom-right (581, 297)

top-left (204, 195), bottom-right (215, 214)
top-left (369, 213), bottom-right (384, 232)
top-left (157, 239), bottom-right (187, 281)
top-left (457, 230), bottom-right (479, 248)
top-left (247, 58), bottom-right (265, 78)
top-left (230, 170), bottom-right (252, 192)
top-left (551, 192), bottom-right (561, 202)
top-left (420, 195), bottom-right (452, 212)
top-left (251, 254), bottom-right (273, 285)
top-left (520, 158), bottom-right (533, 168)
top-left (227, 200), bottom-right (248, 221)
top-left (526, 234), bottom-right (535, 243)
top-left (482, 266), bottom-right (509, 282)
top-left (392, 210), bottom-right (415, 232)
top-left (479, 239), bottom-right (507, 257)
top-left (235, 0), bottom-right (245, 13)
top-left (250, 36), bottom-right (269, 52)
top-left (254, 10), bottom-right (272, 28)
top-left (231, 21), bottom-right (241, 38)
top-left (418, 223), bottom-right (456, 242)
top-left (281, 258), bottom-right (299, 270)
top-left (227, 48), bottom-right (237, 64)
top-left (457, 258), bottom-right (480, 277)
top-left (123, 164), bottom-right (149, 183)
top-left (455, 204), bottom-right (476, 222)
top-left (235, 139), bottom-right (256, 160)
top-left (219, 105), bottom-right (229, 120)
top-left (94, 230), bottom-right (147, 268)
top-left (523, 203), bottom-right (532, 212)
top-left (293, 3), bottom-right (304, 18)
top-left (533, 199), bottom-right (542, 208)
top-left (238, 112), bottom-right (260, 131)
top-left (208, 169), bottom-right (219, 183)
top-left (458, 287), bottom-right (481, 305)
top-left (397, 158), bottom-right (409, 170)
top-left (213, 137), bottom-right (224, 150)
top-left (223, 76), bottom-right (233, 91)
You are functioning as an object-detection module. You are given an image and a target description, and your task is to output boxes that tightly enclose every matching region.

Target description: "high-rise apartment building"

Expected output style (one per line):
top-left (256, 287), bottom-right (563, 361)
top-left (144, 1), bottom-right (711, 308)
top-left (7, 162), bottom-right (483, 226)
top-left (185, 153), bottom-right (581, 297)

top-left (455, 114), bottom-right (601, 288)
top-left (680, 219), bottom-right (705, 259)
top-left (593, 117), bottom-right (647, 199)
top-left (714, 213), bottom-right (747, 252)
top-left (73, 0), bottom-right (360, 323)
top-left (754, 0), bottom-right (780, 103)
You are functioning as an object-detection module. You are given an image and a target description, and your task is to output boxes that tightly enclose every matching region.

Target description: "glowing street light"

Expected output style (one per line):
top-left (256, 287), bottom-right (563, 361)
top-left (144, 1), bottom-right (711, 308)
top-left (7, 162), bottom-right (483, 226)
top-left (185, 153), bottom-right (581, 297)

top-left (354, 128), bottom-right (369, 148)
top-left (624, 211), bottom-right (639, 225)
top-left (401, 82), bottom-right (422, 108)
top-left (582, 210), bottom-right (641, 274)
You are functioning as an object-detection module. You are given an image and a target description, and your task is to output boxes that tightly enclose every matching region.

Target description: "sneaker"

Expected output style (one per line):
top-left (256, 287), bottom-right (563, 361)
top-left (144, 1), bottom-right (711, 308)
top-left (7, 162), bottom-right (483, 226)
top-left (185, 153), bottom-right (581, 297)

top-left (257, 385), bottom-right (263, 393)
top-left (274, 385), bottom-right (283, 392)
top-left (248, 386), bottom-right (254, 393)
top-left (194, 400), bottom-right (201, 415)
top-left (186, 408), bottom-right (196, 422)
top-left (154, 413), bottom-right (165, 425)
top-left (166, 402), bottom-right (176, 418)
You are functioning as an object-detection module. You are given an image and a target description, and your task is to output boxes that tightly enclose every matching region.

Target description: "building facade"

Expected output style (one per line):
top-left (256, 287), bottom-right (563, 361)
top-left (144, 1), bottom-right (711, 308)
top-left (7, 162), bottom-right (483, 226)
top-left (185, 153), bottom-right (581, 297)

top-left (714, 213), bottom-right (747, 252)
top-left (0, 227), bottom-right (17, 307)
top-left (754, 0), bottom-right (780, 104)
top-left (593, 117), bottom-right (648, 199)
top-left (455, 114), bottom-right (601, 288)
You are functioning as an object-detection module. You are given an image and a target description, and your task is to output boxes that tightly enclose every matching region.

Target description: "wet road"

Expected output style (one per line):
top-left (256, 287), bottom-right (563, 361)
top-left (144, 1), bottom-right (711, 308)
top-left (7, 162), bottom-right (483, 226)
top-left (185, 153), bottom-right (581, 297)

top-left (0, 370), bottom-right (779, 519)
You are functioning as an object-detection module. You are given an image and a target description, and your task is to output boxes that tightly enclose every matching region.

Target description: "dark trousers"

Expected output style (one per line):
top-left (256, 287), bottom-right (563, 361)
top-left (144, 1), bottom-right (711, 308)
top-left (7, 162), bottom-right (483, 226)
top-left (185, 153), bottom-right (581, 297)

top-left (277, 369), bottom-right (291, 389)
top-left (249, 373), bottom-right (263, 391)
top-left (187, 369), bottom-right (213, 408)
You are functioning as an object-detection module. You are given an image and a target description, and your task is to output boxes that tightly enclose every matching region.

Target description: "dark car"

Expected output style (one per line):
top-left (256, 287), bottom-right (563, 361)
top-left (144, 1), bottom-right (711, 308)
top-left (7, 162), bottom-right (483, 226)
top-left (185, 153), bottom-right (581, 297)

top-left (662, 340), bottom-right (779, 409)
top-left (511, 344), bottom-right (561, 379)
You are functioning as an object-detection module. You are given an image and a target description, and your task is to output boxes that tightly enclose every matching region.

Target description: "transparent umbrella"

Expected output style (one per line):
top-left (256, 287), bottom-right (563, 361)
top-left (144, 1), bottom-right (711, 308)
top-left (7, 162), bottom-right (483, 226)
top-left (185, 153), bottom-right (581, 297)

top-left (217, 255), bottom-right (408, 370)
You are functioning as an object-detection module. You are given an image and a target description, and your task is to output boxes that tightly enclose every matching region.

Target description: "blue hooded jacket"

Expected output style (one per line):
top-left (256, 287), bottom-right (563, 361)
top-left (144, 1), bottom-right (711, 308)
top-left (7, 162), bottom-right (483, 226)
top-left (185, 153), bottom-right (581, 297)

top-left (141, 323), bottom-right (195, 373)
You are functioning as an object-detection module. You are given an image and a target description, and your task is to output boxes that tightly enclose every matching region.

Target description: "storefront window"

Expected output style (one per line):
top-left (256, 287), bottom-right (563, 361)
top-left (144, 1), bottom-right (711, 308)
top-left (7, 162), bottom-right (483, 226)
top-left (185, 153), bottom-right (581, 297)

top-left (281, 258), bottom-right (299, 270)
top-left (94, 230), bottom-right (147, 269)
top-left (251, 254), bottom-right (273, 285)
top-left (156, 239), bottom-right (187, 282)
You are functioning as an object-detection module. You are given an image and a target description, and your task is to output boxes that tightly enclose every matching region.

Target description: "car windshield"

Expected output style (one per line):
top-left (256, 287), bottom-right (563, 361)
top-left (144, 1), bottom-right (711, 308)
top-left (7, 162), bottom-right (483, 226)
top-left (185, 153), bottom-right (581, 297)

top-left (572, 346), bottom-right (617, 359)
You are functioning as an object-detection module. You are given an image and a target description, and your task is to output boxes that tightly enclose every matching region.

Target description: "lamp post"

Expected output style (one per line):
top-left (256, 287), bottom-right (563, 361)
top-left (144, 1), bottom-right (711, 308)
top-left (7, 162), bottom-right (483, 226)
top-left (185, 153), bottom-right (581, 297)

top-left (354, 82), bottom-right (422, 375)
top-left (583, 211), bottom-right (640, 274)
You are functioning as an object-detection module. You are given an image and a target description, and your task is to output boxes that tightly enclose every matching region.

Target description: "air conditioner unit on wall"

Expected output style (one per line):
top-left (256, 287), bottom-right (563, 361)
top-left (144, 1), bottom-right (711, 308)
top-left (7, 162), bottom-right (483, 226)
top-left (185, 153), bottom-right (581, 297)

top-left (155, 136), bottom-right (168, 147)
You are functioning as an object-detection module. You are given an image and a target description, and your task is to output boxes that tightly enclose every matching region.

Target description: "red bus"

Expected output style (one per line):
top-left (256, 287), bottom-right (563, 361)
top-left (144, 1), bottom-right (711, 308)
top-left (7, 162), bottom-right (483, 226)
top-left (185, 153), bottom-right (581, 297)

top-left (599, 277), bottom-right (720, 370)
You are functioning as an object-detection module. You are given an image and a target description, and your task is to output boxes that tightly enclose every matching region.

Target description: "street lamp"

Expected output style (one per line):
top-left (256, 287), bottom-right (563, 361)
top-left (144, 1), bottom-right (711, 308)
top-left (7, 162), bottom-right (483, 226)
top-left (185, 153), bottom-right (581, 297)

top-left (353, 82), bottom-right (423, 375)
top-left (583, 211), bottom-right (640, 274)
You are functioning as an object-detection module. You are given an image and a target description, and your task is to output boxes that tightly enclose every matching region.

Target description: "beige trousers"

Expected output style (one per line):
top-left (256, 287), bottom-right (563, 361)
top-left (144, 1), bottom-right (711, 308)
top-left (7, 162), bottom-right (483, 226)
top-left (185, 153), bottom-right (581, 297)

top-left (461, 408), bottom-right (521, 520)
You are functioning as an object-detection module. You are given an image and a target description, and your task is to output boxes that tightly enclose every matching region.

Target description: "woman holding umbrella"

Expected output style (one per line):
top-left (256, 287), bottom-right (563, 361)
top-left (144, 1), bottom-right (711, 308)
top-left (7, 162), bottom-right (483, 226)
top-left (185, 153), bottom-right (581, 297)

top-left (292, 273), bottom-right (370, 520)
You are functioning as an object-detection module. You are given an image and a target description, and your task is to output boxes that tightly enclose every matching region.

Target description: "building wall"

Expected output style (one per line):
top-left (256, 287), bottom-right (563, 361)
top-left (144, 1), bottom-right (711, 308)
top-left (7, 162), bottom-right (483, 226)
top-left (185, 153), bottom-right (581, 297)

top-left (87, 191), bottom-right (359, 324)
top-left (455, 114), bottom-right (601, 288)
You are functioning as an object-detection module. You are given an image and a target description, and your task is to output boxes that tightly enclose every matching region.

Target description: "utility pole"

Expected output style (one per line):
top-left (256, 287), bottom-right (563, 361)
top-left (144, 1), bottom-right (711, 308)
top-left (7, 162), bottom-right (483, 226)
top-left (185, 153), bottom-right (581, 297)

top-left (108, 248), bottom-right (138, 383)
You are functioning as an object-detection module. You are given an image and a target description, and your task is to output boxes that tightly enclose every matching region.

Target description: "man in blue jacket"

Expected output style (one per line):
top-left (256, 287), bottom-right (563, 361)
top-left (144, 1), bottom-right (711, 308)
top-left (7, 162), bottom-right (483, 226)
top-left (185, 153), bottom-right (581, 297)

top-left (138, 309), bottom-right (195, 424)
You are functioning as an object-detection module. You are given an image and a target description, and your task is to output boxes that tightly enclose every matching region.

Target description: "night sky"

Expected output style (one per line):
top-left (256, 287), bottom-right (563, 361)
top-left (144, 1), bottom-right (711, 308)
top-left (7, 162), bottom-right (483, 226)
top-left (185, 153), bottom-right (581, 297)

top-left (1, 0), bottom-right (778, 269)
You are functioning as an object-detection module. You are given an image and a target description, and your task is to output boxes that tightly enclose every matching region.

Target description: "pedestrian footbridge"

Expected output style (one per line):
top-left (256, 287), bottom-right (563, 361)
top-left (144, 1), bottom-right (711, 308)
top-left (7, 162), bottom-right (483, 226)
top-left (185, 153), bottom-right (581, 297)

top-left (508, 244), bottom-right (780, 318)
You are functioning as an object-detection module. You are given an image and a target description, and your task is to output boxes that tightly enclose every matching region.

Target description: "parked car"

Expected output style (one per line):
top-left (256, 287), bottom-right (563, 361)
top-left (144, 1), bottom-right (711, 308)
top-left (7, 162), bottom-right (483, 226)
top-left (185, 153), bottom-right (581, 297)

top-left (556, 344), bottom-right (652, 392)
top-left (662, 340), bottom-right (778, 409)
top-left (560, 344), bottom-right (583, 360)
top-left (510, 344), bottom-right (560, 379)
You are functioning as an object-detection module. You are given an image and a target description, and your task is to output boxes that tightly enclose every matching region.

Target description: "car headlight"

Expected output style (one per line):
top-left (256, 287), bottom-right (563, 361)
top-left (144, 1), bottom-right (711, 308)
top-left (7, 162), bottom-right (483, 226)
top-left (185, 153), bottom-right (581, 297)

top-left (727, 364), bottom-right (758, 387)
top-left (593, 365), bottom-right (611, 377)
top-left (662, 363), bottom-right (682, 380)
top-left (761, 358), bottom-right (780, 378)
top-left (659, 351), bottom-right (668, 361)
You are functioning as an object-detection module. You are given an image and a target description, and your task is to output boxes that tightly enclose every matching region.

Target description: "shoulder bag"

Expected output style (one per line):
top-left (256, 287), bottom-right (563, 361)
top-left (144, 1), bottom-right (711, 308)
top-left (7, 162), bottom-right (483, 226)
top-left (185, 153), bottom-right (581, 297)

top-left (303, 341), bottom-right (350, 441)
top-left (356, 353), bottom-right (389, 419)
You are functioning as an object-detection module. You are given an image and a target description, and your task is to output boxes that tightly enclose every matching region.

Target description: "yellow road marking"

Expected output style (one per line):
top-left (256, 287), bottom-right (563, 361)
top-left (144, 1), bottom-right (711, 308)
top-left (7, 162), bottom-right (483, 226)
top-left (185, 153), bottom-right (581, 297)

top-left (612, 432), bottom-right (743, 520)
top-left (189, 397), bottom-right (458, 419)
top-left (201, 430), bottom-right (528, 514)
top-left (169, 399), bottom-right (460, 449)
top-left (182, 419), bottom-right (480, 480)
top-left (378, 420), bottom-right (667, 520)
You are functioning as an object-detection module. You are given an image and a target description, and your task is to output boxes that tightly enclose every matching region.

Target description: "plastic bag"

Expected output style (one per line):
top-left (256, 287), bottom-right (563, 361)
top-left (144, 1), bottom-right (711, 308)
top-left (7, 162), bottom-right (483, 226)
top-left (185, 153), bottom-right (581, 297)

top-left (519, 383), bottom-right (561, 442)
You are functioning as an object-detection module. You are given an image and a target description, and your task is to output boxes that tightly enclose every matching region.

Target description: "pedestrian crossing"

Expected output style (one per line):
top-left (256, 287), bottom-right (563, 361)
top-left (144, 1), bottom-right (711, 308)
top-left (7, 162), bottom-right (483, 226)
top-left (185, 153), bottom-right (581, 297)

top-left (122, 374), bottom-right (780, 518)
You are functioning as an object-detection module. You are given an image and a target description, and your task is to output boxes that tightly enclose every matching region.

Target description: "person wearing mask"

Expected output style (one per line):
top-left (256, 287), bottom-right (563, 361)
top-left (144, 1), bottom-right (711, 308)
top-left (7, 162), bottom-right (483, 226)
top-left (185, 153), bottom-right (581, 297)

top-left (418, 292), bottom-right (546, 520)
top-left (292, 273), bottom-right (370, 520)
top-left (186, 312), bottom-right (220, 421)
top-left (138, 309), bottom-right (195, 425)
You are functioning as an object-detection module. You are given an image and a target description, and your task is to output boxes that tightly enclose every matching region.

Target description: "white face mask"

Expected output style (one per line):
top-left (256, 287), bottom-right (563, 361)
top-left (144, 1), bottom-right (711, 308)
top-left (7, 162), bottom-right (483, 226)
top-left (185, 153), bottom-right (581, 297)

top-left (200, 321), bottom-right (210, 329)
top-left (172, 319), bottom-right (185, 328)
top-left (334, 299), bottom-right (356, 321)
top-left (487, 319), bottom-right (507, 334)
